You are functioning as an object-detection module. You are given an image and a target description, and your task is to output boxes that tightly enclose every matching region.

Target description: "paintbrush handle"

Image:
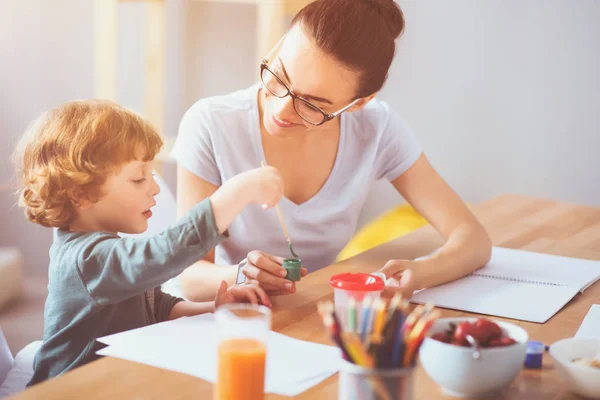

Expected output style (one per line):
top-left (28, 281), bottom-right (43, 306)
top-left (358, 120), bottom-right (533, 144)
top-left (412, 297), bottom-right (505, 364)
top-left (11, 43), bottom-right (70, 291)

top-left (273, 203), bottom-right (291, 243)
top-left (261, 160), bottom-right (292, 243)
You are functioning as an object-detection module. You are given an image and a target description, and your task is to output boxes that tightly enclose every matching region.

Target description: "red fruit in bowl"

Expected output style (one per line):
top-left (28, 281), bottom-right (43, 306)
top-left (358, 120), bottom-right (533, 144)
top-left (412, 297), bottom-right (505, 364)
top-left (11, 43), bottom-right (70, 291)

top-left (467, 324), bottom-right (490, 345)
top-left (473, 318), bottom-right (502, 342)
top-left (451, 339), bottom-right (470, 347)
top-left (487, 336), bottom-right (517, 348)
top-left (453, 321), bottom-right (473, 346)
top-left (431, 332), bottom-right (451, 343)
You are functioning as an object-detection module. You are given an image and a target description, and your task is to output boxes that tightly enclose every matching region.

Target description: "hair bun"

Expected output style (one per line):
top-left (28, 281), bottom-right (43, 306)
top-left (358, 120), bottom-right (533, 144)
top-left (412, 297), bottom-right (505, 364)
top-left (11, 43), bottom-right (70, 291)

top-left (362, 0), bottom-right (404, 39)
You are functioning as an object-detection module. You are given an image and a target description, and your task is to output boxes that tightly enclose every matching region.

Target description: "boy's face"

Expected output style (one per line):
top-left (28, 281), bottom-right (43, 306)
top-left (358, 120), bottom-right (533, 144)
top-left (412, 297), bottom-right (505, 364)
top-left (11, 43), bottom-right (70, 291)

top-left (82, 160), bottom-right (160, 234)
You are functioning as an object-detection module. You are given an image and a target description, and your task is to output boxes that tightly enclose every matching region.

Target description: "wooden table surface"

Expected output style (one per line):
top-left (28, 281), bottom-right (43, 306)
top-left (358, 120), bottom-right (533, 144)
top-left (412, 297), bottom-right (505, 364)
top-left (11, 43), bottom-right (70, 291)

top-left (10, 194), bottom-right (600, 400)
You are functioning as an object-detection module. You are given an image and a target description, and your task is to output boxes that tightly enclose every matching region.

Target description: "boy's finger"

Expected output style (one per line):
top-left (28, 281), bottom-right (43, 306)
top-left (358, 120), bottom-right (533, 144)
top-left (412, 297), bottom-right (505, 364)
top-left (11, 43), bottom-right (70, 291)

top-left (254, 286), bottom-right (271, 307)
top-left (244, 288), bottom-right (259, 305)
top-left (217, 280), bottom-right (228, 294)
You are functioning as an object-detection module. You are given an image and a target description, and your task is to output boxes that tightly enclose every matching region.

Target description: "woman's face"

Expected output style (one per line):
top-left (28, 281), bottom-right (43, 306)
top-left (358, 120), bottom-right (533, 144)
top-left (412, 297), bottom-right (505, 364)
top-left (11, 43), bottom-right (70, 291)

top-left (261, 25), bottom-right (361, 137)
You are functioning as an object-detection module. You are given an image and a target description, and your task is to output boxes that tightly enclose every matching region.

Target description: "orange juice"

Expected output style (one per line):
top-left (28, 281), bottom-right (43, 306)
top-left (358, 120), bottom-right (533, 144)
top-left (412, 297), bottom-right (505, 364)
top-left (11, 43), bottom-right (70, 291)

top-left (215, 338), bottom-right (266, 400)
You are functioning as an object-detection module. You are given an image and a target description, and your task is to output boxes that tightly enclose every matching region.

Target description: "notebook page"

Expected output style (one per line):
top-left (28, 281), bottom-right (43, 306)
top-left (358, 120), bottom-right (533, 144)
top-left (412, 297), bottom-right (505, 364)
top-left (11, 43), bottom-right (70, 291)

top-left (574, 304), bottom-right (600, 340)
top-left (410, 275), bottom-right (581, 323)
top-left (472, 247), bottom-right (600, 291)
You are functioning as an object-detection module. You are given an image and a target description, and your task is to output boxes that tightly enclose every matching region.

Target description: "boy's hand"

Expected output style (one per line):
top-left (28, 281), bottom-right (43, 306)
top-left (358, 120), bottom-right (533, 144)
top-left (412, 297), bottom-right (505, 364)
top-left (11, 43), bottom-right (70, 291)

top-left (210, 166), bottom-right (283, 234)
top-left (241, 166), bottom-right (284, 209)
top-left (214, 280), bottom-right (272, 309)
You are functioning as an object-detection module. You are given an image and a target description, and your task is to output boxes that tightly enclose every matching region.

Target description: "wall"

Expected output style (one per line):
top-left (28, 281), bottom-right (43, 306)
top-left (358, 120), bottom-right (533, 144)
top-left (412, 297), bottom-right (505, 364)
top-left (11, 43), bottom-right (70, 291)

top-left (1, 0), bottom-right (599, 272)
top-left (0, 0), bottom-right (94, 272)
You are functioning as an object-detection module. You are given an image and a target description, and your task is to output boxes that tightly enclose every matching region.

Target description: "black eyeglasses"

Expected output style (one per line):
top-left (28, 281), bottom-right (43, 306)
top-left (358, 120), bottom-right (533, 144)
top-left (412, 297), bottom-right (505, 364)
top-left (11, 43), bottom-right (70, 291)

top-left (260, 61), bottom-right (359, 126)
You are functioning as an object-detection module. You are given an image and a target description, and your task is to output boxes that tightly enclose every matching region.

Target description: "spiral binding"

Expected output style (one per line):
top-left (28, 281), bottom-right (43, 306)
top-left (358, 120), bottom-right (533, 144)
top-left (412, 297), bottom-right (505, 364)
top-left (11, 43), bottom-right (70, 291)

top-left (471, 272), bottom-right (566, 287)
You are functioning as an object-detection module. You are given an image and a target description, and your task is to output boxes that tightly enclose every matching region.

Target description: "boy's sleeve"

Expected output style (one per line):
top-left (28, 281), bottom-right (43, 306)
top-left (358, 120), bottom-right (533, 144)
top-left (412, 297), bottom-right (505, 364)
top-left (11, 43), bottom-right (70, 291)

top-left (153, 287), bottom-right (184, 322)
top-left (75, 198), bottom-right (227, 306)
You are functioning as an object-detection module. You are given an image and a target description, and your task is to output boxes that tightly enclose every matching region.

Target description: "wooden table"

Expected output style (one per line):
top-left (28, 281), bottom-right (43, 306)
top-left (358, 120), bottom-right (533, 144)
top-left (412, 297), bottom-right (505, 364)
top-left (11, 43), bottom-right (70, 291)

top-left (10, 194), bottom-right (600, 399)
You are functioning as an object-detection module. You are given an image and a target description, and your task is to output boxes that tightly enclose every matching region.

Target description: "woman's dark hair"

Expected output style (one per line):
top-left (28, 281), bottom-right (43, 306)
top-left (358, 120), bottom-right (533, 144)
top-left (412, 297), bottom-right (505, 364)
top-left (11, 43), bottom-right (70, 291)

top-left (291, 0), bottom-right (405, 98)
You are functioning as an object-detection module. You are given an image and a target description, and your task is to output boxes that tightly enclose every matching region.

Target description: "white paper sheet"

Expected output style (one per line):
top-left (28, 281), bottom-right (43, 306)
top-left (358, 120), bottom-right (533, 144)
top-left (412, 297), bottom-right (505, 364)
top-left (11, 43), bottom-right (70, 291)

top-left (96, 314), bottom-right (341, 396)
top-left (575, 304), bottom-right (600, 340)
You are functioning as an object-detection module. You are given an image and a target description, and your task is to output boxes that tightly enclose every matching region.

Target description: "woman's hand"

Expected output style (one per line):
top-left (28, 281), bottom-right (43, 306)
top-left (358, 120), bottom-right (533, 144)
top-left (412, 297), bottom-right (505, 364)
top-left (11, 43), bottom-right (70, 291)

top-left (377, 259), bottom-right (420, 299)
top-left (241, 251), bottom-right (308, 296)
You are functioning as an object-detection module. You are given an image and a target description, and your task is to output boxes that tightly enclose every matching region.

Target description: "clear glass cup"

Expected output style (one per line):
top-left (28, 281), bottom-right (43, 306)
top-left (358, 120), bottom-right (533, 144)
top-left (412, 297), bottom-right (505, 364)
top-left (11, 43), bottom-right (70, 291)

top-left (214, 304), bottom-right (271, 400)
top-left (338, 359), bottom-right (415, 400)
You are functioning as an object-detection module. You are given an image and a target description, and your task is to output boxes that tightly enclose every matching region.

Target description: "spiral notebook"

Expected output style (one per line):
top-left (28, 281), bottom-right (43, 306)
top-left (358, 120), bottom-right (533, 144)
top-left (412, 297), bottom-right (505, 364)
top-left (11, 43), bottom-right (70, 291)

top-left (410, 247), bottom-right (600, 323)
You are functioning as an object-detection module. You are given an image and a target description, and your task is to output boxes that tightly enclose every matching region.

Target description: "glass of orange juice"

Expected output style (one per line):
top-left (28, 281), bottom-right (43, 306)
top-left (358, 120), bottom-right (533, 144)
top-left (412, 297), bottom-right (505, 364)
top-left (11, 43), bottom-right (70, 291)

top-left (214, 304), bottom-right (271, 400)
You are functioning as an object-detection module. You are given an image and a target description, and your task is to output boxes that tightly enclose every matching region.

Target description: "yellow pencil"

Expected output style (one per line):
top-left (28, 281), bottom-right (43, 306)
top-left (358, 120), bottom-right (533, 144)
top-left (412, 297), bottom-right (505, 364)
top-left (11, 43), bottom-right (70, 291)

top-left (342, 333), bottom-right (393, 400)
top-left (371, 298), bottom-right (387, 342)
top-left (384, 293), bottom-right (403, 326)
top-left (403, 310), bottom-right (440, 366)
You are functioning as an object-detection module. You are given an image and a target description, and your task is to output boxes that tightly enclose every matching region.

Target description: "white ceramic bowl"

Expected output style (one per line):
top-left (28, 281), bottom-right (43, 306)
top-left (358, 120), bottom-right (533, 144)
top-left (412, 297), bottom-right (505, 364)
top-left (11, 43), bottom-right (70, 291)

top-left (549, 338), bottom-right (600, 399)
top-left (419, 317), bottom-right (528, 398)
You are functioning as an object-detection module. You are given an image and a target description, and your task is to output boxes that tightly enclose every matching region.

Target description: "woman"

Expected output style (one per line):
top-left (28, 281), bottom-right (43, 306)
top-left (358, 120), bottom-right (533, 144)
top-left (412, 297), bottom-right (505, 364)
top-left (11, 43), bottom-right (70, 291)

top-left (170, 0), bottom-right (492, 302)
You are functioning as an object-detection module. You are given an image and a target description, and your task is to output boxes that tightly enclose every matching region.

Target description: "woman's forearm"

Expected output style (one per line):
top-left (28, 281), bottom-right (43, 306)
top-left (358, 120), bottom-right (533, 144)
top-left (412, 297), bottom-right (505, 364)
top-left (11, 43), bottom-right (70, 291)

top-left (412, 222), bottom-right (492, 289)
top-left (179, 260), bottom-right (237, 302)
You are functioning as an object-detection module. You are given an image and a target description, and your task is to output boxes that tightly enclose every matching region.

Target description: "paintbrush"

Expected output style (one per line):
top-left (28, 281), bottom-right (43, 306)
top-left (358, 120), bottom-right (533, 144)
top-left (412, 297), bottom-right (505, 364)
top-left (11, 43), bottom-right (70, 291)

top-left (261, 160), bottom-right (299, 258)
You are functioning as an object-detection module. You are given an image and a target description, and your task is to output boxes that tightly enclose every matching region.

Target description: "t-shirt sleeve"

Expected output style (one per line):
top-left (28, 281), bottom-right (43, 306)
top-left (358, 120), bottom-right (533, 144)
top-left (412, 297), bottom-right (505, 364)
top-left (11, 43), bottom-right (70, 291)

top-left (153, 288), bottom-right (184, 322)
top-left (170, 101), bottom-right (222, 186)
top-left (74, 199), bottom-right (226, 306)
top-left (374, 104), bottom-right (423, 182)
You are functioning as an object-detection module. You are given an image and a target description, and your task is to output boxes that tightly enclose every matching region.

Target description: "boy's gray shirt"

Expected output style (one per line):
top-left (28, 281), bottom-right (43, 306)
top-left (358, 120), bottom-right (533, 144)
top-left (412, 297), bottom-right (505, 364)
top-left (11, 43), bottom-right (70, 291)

top-left (28, 198), bottom-right (226, 386)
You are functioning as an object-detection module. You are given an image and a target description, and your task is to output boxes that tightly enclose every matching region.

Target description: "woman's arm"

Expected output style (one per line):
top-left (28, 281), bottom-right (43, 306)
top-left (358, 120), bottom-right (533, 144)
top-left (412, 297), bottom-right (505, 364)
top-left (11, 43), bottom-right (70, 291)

top-left (176, 166), bottom-right (302, 302)
top-left (380, 153), bottom-right (492, 294)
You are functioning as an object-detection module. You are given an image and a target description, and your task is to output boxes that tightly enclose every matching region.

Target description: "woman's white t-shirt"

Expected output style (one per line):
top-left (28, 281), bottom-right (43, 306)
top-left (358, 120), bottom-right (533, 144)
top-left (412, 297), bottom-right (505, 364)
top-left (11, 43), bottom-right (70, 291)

top-left (171, 84), bottom-right (422, 272)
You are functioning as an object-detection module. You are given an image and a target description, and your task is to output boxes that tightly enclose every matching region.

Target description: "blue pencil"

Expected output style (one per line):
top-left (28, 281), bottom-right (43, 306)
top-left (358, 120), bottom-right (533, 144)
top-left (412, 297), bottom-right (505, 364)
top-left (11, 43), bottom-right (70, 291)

top-left (392, 313), bottom-right (406, 367)
top-left (360, 297), bottom-right (373, 341)
top-left (376, 305), bottom-right (403, 368)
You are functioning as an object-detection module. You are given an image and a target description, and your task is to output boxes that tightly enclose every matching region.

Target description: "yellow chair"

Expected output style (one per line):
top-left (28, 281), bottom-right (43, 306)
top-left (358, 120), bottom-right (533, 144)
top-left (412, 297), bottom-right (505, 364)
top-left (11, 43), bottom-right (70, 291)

top-left (337, 204), bottom-right (428, 262)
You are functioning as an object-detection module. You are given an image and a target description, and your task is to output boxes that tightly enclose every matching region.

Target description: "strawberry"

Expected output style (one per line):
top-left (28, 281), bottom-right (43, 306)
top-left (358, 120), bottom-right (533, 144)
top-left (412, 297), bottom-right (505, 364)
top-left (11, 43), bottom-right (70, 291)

top-left (451, 339), bottom-right (470, 347)
top-left (453, 321), bottom-right (473, 346)
top-left (473, 318), bottom-right (503, 343)
top-left (431, 332), bottom-right (451, 343)
top-left (487, 336), bottom-right (517, 348)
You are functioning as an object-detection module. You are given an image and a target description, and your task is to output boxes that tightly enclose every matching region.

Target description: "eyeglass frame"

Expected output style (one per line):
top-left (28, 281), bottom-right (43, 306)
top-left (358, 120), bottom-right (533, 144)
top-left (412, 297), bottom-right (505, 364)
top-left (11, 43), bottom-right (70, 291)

top-left (259, 36), bottom-right (360, 127)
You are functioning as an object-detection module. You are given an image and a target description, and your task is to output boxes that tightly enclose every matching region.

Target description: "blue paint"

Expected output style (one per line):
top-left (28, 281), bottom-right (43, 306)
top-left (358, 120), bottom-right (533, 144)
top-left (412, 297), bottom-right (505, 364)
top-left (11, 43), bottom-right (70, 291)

top-left (524, 340), bottom-right (545, 369)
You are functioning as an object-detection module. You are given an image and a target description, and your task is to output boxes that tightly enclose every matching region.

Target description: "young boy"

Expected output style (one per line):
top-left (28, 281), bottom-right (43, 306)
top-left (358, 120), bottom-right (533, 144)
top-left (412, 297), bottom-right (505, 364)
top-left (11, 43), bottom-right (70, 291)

top-left (14, 99), bottom-right (283, 386)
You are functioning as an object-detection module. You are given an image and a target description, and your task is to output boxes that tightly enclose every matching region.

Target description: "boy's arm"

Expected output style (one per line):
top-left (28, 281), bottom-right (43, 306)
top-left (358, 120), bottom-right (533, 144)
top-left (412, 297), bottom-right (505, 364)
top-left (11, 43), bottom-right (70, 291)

top-left (77, 198), bottom-right (227, 305)
top-left (76, 167), bottom-right (281, 306)
top-left (152, 287), bottom-right (215, 321)
top-left (152, 288), bottom-right (185, 322)
top-left (168, 280), bottom-right (272, 319)
top-left (168, 300), bottom-right (215, 320)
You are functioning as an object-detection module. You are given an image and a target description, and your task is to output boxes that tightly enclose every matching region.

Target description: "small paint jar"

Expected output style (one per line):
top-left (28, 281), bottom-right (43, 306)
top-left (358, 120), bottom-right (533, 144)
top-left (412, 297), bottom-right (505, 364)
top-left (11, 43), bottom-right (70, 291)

top-left (524, 340), bottom-right (545, 369)
top-left (282, 258), bottom-right (302, 282)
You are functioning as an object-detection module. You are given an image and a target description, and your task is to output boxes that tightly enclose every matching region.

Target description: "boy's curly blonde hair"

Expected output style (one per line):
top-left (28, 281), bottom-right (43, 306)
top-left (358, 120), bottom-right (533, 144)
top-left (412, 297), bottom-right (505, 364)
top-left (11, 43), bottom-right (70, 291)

top-left (14, 99), bottom-right (163, 228)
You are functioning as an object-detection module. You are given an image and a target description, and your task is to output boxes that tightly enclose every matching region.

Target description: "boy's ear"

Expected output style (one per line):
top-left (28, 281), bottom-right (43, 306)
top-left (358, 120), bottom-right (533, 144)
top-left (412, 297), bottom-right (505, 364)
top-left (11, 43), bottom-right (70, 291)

top-left (72, 187), bottom-right (96, 210)
top-left (348, 93), bottom-right (378, 112)
top-left (76, 199), bottom-right (93, 210)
